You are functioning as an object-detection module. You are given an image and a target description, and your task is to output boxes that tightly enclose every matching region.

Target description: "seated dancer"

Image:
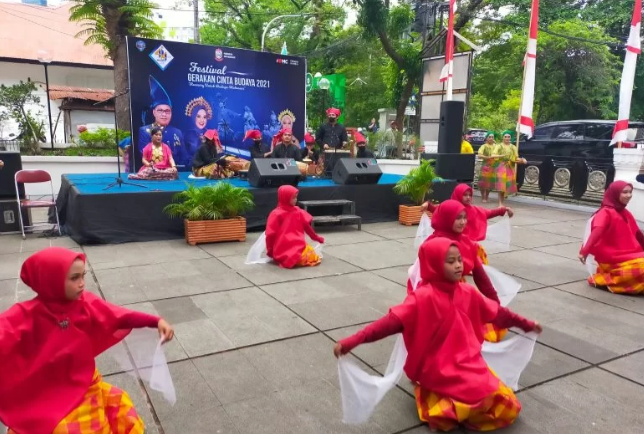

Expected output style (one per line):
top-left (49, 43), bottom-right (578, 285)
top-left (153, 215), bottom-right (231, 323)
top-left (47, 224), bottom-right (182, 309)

top-left (334, 238), bottom-right (541, 432)
top-left (0, 247), bottom-right (174, 434)
top-left (580, 180), bottom-right (644, 294)
top-left (246, 129), bottom-right (271, 159)
top-left (411, 200), bottom-right (506, 342)
top-left (302, 132), bottom-right (320, 163)
top-left (422, 184), bottom-right (514, 263)
top-left (192, 129), bottom-right (250, 179)
top-left (270, 128), bottom-right (302, 161)
top-left (266, 185), bottom-right (325, 268)
top-left (128, 126), bottom-right (178, 180)
top-left (354, 131), bottom-right (374, 158)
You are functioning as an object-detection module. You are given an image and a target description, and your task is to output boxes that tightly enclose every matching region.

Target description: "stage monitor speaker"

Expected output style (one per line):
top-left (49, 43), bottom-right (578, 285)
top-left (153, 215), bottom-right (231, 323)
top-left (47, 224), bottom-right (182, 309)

top-left (248, 158), bottom-right (301, 188)
top-left (0, 199), bottom-right (31, 233)
top-left (332, 158), bottom-right (383, 185)
top-left (0, 152), bottom-right (25, 199)
top-left (437, 101), bottom-right (465, 154)
top-left (422, 153), bottom-right (475, 181)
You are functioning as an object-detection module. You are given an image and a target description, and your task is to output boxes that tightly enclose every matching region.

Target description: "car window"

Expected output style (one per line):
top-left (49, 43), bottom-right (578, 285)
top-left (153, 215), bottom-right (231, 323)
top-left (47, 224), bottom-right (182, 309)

top-left (551, 124), bottom-right (584, 140)
top-left (533, 126), bottom-right (554, 139)
top-left (584, 124), bottom-right (613, 140)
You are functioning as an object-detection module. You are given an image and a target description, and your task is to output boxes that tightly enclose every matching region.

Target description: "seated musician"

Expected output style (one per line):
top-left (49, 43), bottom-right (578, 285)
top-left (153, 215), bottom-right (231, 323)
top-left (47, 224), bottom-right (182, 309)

top-left (128, 127), bottom-right (178, 180)
top-left (354, 131), bottom-right (374, 158)
top-left (192, 129), bottom-right (251, 179)
top-left (269, 128), bottom-right (302, 161)
top-left (301, 132), bottom-right (319, 163)
top-left (246, 129), bottom-right (271, 159)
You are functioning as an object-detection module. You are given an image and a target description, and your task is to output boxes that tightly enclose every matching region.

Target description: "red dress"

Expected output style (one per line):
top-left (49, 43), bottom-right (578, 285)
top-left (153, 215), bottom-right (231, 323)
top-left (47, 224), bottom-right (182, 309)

top-left (265, 185), bottom-right (324, 268)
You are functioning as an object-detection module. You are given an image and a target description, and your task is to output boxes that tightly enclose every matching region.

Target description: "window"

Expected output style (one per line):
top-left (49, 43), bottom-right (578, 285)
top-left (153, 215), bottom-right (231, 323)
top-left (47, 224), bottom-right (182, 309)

top-left (533, 126), bottom-right (555, 139)
top-left (551, 124), bottom-right (584, 140)
top-left (584, 124), bottom-right (613, 140)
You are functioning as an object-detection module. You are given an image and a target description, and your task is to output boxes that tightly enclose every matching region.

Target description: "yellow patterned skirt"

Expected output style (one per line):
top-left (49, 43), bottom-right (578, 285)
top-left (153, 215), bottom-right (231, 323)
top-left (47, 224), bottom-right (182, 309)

top-left (590, 258), bottom-right (644, 295)
top-left (477, 244), bottom-right (489, 265)
top-left (414, 373), bottom-right (521, 432)
top-left (9, 370), bottom-right (144, 434)
top-left (297, 244), bottom-right (321, 267)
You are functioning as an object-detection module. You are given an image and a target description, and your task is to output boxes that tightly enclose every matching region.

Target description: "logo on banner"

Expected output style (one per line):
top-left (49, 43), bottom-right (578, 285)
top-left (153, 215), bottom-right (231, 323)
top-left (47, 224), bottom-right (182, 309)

top-left (135, 40), bottom-right (146, 52)
top-left (149, 45), bottom-right (174, 70)
top-left (215, 48), bottom-right (224, 62)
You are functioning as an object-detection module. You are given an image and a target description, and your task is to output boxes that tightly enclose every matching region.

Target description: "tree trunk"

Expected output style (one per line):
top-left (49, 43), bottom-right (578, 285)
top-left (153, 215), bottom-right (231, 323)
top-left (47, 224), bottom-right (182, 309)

top-left (112, 42), bottom-right (131, 132)
top-left (395, 76), bottom-right (415, 158)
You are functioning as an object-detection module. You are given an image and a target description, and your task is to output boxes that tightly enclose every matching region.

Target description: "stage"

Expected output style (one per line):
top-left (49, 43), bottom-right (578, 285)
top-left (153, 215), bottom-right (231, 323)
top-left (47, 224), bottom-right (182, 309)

top-left (54, 172), bottom-right (406, 244)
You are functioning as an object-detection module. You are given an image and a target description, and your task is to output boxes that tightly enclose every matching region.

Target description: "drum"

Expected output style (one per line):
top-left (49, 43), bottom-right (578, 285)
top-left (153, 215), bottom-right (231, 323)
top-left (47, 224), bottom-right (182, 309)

top-left (296, 161), bottom-right (308, 176)
top-left (224, 156), bottom-right (251, 172)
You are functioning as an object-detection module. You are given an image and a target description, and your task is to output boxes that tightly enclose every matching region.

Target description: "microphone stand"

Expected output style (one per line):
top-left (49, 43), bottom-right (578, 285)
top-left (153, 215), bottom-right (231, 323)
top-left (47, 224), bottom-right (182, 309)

top-left (94, 90), bottom-right (148, 190)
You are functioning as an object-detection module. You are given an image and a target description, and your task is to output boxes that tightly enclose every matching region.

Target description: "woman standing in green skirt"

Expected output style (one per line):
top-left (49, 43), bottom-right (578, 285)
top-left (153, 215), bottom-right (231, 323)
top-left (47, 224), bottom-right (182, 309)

top-left (477, 131), bottom-right (497, 203)
top-left (493, 130), bottom-right (527, 206)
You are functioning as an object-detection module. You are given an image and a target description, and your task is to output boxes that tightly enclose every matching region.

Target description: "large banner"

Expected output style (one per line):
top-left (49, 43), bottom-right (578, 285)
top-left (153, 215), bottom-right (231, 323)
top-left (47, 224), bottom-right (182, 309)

top-left (127, 37), bottom-right (306, 171)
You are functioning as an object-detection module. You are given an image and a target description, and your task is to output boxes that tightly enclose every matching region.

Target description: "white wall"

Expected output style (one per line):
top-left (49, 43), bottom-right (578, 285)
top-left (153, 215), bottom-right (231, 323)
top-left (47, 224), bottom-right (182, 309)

top-left (376, 159), bottom-right (419, 175)
top-left (0, 61), bottom-right (114, 142)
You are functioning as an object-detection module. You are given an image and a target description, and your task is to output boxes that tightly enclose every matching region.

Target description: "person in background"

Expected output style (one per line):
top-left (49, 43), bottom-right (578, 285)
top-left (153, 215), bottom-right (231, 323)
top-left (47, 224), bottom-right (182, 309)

top-left (0, 247), bottom-right (174, 434)
top-left (118, 136), bottom-right (132, 173)
top-left (128, 127), bottom-right (178, 180)
top-left (316, 108), bottom-right (348, 150)
top-left (334, 238), bottom-right (541, 432)
top-left (493, 130), bottom-right (527, 207)
top-left (461, 133), bottom-right (474, 154)
top-left (580, 180), bottom-right (644, 295)
top-left (302, 132), bottom-right (320, 164)
top-left (367, 118), bottom-right (379, 133)
top-left (265, 185), bottom-right (325, 268)
top-left (192, 129), bottom-right (233, 179)
top-left (477, 131), bottom-right (497, 203)
top-left (270, 128), bottom-right (302, 161)
top-left (354, 131), bottom-right (374, 158)
top-left (138, 75), bottom-right (186, 168)
top-left (246, 129), bottom-right (271, 159)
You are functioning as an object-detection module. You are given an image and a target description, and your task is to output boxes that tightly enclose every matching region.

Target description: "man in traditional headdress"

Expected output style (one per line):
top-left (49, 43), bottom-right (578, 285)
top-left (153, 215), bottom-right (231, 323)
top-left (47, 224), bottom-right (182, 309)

top-left (354, 131), bottom-right (374, 159)
top-left (269, 128), bottom-right (302, 160)
top-left (245, 129), bottom-right (270, 159)
top-left (138, 75), bottom-right (186, 168)
top-left (316, 107), bottom-right (348, 150)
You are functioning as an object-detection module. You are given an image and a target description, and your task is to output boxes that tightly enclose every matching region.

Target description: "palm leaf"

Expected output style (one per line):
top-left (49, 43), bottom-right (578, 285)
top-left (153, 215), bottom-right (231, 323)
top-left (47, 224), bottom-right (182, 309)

top-left (393, 160), bottom-right (437, 205)
top-left (163, 182), bottom-right (256, 221)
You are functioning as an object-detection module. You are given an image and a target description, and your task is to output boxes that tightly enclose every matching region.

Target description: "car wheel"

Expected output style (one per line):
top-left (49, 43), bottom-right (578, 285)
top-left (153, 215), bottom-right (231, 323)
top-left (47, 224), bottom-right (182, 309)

top-left (553, 168), bottom-right (571, 188)
top-left (524, 165), bottom-right (539, 184)
top-left (587, 170), bottom-right (607, 192)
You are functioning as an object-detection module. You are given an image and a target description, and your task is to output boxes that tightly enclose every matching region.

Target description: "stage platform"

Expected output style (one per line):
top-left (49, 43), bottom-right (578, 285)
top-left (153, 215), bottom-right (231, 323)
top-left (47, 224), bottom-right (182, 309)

top-left (55, 172), bottom-right (405, 244)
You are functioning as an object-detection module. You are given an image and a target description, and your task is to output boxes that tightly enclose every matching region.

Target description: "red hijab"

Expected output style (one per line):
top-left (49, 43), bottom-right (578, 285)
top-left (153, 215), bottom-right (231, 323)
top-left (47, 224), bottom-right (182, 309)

top-left (391, 238), bottom-right (500, 403)
top-left (0, 248), bottom-right (138, 434)
top-left (427, 199), bottom-right (477, 275)
top-left (451, 183), bottom-right (488, 241)
top-left (601, 180), bottom-right (631, 212)
top-left (265, 186), bottom-right (314, 268)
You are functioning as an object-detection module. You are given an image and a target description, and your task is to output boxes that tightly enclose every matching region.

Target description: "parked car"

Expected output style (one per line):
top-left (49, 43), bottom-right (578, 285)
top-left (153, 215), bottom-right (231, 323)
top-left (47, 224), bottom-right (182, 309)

top-left (519, 120), bottom-right (644, 160)
top-left (466, 128), bottom-right (488, 151)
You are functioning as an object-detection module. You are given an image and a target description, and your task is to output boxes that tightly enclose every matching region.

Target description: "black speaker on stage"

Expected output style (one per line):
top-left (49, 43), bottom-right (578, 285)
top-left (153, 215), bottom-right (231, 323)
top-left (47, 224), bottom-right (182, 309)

top-left (0, 199), bottom-right (31, 233)
top-left (248, 158), bottom-right (301, 188)
top-left (0, 151), bottom-right (25, 199)
top-left (332, 158), bottom-right (383, 185)
top-left (422, 153), bottom-right (475, 181)
top-left (437, 101), bottom-right (465, 154)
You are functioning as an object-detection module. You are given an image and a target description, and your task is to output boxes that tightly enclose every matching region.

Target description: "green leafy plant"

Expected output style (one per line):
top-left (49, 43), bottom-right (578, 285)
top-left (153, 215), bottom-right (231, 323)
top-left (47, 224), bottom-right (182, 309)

top-left (164, 182), bottom-right (255, 221)
top-left (78, 128), bottom-right (129, 149)
top-left (393, 159), bottom-right (437, 206)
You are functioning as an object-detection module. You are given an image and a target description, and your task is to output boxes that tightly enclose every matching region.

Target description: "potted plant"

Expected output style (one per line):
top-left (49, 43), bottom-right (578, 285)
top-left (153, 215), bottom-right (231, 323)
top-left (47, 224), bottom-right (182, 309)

top-left (164, 182), bottom-right (255, 245)
top-left (393, 159), bottom-right (437, 226)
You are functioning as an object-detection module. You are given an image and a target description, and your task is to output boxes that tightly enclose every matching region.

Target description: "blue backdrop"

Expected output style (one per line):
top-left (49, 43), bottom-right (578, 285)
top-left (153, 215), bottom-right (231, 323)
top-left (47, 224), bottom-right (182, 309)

top-left (127, 37), bottom-right (306, 171)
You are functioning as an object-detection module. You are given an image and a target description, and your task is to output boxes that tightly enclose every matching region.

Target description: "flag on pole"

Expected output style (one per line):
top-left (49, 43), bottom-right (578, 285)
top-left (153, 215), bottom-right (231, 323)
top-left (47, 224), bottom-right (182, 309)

top-left (281, 42), bottom-right (289, 55)
top-left (611, 0), bottom-right (642, 145)
top-left (518, 0), bottom-right (539, 138)
top-left (439, 0), bottom-right (456, 100)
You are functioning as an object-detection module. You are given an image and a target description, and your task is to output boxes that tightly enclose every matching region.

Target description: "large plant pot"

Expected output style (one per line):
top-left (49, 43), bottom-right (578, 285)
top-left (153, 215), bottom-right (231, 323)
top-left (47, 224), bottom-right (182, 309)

top-left (184, 217), bottom-right (246, 246)
top-left (398, 205), bottom-right (427, 226)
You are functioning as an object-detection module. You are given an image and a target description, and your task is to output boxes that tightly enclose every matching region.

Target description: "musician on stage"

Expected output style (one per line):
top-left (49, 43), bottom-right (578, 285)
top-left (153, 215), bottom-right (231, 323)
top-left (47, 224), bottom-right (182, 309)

top-left (246, 129), bottom-right (271, 159)
top-left (269, 128), bottom-right (302, 161)
top-left (316, 108), bottom-right (348, 150)
top-left (302, 132), bottom-right (320, 164)
top-left (354, 131), bottom-right (374, 158)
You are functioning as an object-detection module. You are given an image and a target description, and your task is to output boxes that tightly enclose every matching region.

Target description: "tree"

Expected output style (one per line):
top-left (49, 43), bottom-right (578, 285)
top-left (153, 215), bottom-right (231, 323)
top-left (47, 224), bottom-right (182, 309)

top-left (0, 81), bottom-right (43, 143)
top-left (69, 0), bottom-right (162, 130)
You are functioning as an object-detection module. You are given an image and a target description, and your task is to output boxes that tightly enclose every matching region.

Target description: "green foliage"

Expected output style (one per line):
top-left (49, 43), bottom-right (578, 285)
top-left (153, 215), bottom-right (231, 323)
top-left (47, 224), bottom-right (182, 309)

top-left (69, 0), bottom-right (162, 59)
top-left (36, 147), bottom-right (117, 157)
top-left (164, 183), bottom-right (255, 221)
top-left (0, 81), bottom-right (43, 145)
top-left (468, 90), bottom-right (525, 133)
top-left (393, 159), bottom-right (437, 205)
top-left (78, 128), bottom-right (130, 149)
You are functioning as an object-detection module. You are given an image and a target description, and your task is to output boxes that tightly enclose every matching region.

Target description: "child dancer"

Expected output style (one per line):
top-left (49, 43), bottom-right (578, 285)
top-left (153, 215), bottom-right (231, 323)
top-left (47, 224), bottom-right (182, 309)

top-left (413, 199), bottom-right (505, 342)
top-left (335, 238), bottom-right (541, 432)
top-left (580, 180), bottom-right (644, 294)
top-left (0, 247), bottom-right (174, 434)
top-left (265, 185), bottom-right (325, 268)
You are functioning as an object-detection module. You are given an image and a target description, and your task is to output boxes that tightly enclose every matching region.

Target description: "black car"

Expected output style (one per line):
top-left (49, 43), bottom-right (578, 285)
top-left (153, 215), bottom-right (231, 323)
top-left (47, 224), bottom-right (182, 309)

top-left (519, 120), bottom-right (644, 160)
top-left (466, 128), bottom-right (488, 151)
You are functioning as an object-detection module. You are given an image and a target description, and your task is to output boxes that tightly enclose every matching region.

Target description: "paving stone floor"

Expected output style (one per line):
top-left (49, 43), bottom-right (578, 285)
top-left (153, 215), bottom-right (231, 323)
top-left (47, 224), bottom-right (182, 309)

top-left (2, 197), bottom-right (644, 433)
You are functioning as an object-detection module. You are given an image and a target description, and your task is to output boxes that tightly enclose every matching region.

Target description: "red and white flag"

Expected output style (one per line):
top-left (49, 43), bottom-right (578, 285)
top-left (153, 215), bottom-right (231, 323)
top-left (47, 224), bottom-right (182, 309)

top-left (518, 0), bottom-right (539, 138)
top-left (439, 0), bottom-right (456, 99)
top-left (612, 0), bottom-right (642, 145)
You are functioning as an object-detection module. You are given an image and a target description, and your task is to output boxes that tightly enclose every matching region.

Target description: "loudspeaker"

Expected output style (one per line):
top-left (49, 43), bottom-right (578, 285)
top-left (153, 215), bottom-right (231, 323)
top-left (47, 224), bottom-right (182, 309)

top-left (0, 152), bottom-right (25, 199)
top-left (422, 153), bottom-right (475, 181)
top-left (248, 158), bottom-right (301, 188)
top-left (0, 199), bottom-right (31, 233)
top-left (437, 101), bottom-right (465, 154)
top-left (332, 158), bottom-right (383, 185)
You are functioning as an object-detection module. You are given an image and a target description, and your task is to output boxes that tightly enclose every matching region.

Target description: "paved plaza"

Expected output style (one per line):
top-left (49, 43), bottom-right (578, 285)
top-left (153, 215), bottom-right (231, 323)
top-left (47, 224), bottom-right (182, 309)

top-left (2, 198), bottom-right (644, 434)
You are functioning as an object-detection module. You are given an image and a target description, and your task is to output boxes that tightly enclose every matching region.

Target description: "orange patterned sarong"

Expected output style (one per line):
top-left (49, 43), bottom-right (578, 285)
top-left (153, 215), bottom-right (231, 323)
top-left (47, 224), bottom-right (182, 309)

top-left (477, 244), bottom-right (489, 265)
top-left (415, 373), bottom-right (521, 432)
top-left (297, 244), bottom-right (321, 267)
top-left (591, 258), bottom-right (644, 295)
top-left (9, 370), bottom-right (144, 434)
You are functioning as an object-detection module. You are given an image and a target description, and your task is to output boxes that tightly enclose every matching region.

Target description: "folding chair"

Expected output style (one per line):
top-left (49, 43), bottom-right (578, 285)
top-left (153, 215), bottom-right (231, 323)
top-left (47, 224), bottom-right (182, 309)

top-left (14, 170), bottom-right (61, 239)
